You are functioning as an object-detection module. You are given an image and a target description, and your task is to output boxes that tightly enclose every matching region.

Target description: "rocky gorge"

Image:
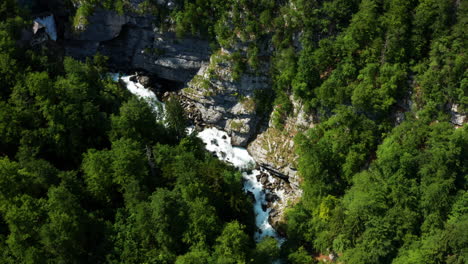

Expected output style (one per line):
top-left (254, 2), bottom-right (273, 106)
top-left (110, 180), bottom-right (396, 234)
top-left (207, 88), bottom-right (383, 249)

top-left (53, 2), bottom-right (307, 237)
top-left (7, 1), bottom-right (468, 262)
top-left (30, 0), bottom-right (467, 241)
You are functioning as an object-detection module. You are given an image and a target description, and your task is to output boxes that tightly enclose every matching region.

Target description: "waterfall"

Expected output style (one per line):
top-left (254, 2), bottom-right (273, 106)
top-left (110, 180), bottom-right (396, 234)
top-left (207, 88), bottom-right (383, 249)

top-left (114, 74), bottom-right (284, 243)
top-left (198, 128), bottom-right (284, 242)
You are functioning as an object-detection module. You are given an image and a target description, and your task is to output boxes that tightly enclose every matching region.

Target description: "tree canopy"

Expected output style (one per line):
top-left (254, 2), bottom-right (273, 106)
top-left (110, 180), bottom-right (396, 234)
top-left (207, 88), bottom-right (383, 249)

top-left (3, 0), bottom-right (468, 263)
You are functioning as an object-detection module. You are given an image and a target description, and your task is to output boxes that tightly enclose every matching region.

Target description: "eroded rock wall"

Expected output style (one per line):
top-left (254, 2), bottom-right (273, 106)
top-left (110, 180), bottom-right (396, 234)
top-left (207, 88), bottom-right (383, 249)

top-left (180, 49), bottom-right (271, 146)
top-left (63, 9), bottom-right (210, 83)
top-left (247, 96), bottom-right (315, 228)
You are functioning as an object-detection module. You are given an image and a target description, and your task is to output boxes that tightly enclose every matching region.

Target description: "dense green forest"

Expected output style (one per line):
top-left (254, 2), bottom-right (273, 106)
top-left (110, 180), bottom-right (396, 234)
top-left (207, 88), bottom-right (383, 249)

top-left (0, 2), bottom-right (283, 263)
top-left (1, 0), bottom-right (468, 263)
top-left (171, 0), bottom-right (468, 262)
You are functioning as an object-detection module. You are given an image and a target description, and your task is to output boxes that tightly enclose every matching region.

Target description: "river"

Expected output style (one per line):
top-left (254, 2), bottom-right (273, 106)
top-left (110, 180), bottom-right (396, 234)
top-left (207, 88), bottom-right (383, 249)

top-left (113, 73), bottom-right (284, 243)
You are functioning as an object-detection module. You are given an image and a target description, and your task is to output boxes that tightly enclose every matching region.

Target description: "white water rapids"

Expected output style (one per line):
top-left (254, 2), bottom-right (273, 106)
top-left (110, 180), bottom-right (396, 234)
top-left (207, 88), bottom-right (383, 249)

top-left (112, 74), bottom-right (284, 243)
top-left (198, 128), bottom-right (284, 242)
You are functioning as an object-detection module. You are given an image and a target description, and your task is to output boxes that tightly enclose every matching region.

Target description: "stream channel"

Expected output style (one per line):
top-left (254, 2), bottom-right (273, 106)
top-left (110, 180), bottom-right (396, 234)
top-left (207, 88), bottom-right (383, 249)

top-left (114, 74), bottom-right (285, 244)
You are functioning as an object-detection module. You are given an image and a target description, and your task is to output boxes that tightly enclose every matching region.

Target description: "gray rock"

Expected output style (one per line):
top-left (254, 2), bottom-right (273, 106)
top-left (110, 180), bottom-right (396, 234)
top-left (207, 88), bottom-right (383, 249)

top-left (449, 104), bottom-right (467, 126)
top-left (63, 9), bottom-right (210, 83)
top-left (66, 10), bottom-right (128, 42)
top-left (246, 96), bottom-right (312, 230)
top-left (260, 174), bottom-right (269, 185)
top-left (256, 174), bottom-right (262, 181)
top-left (265, 193), bottom-right (279, 203)
top-left (137, 75), bottom-right (151, 87)
top-left (180, 54), bottom-right (271, 146)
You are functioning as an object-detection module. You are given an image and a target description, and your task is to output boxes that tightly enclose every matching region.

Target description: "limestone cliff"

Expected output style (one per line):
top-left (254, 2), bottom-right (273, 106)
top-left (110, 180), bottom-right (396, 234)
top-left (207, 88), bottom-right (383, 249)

top-left (248, 96), bottom-right (315, 229)
top-left (63, 8), bottom-right (210, 83)
top-left (180, 49), bottom-right (271, 146)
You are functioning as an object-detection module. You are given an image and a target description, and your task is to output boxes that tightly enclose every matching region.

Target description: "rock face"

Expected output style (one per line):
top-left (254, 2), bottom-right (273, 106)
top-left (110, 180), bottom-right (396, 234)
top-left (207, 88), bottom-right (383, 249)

top-left (63, 9), bottom-right (210, 83)
top-left (247, 96), bottom-right (315, 229)
top-left (62, 8), bottom-right (271, 146)
top-left (449, 103), bottom-right (467, 127)
top-left (249, 96), bottom-right (314, 184)
top-left (180, 49), bottom-right (271, 146)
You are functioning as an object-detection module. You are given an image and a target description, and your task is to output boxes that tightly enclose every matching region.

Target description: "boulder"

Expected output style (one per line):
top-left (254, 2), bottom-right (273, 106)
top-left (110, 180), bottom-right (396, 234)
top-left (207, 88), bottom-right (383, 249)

top-left (137, 75), bottom-right (152, 87)
top-left (259, 173), bottom-right (269, 185)
top-left (256, 173), bottom-right (262, 181)
top-left (450, 104), bottom-right (467, 126)
top-left (265, 192), bottom-right (279, 203)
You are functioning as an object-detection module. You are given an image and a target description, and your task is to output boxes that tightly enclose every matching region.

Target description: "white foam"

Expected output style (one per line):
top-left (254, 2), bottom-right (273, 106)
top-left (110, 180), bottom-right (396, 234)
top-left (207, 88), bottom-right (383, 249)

top-left (115, 74), bottom-right (165, 119)
top-left (198, 127), bottom-right (284, 243)
top-left (185, 125), bottom-right (196, 135)
top-left (198, 128), bottom-right (255, 170)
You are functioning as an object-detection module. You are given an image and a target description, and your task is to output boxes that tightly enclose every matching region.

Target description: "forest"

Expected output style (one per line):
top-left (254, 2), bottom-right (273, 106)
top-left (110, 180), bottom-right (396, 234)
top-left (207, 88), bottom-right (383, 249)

top-left (1, 0), bottom-right (467, 263)
top-left (0, 2), bottom-right (277, 263)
